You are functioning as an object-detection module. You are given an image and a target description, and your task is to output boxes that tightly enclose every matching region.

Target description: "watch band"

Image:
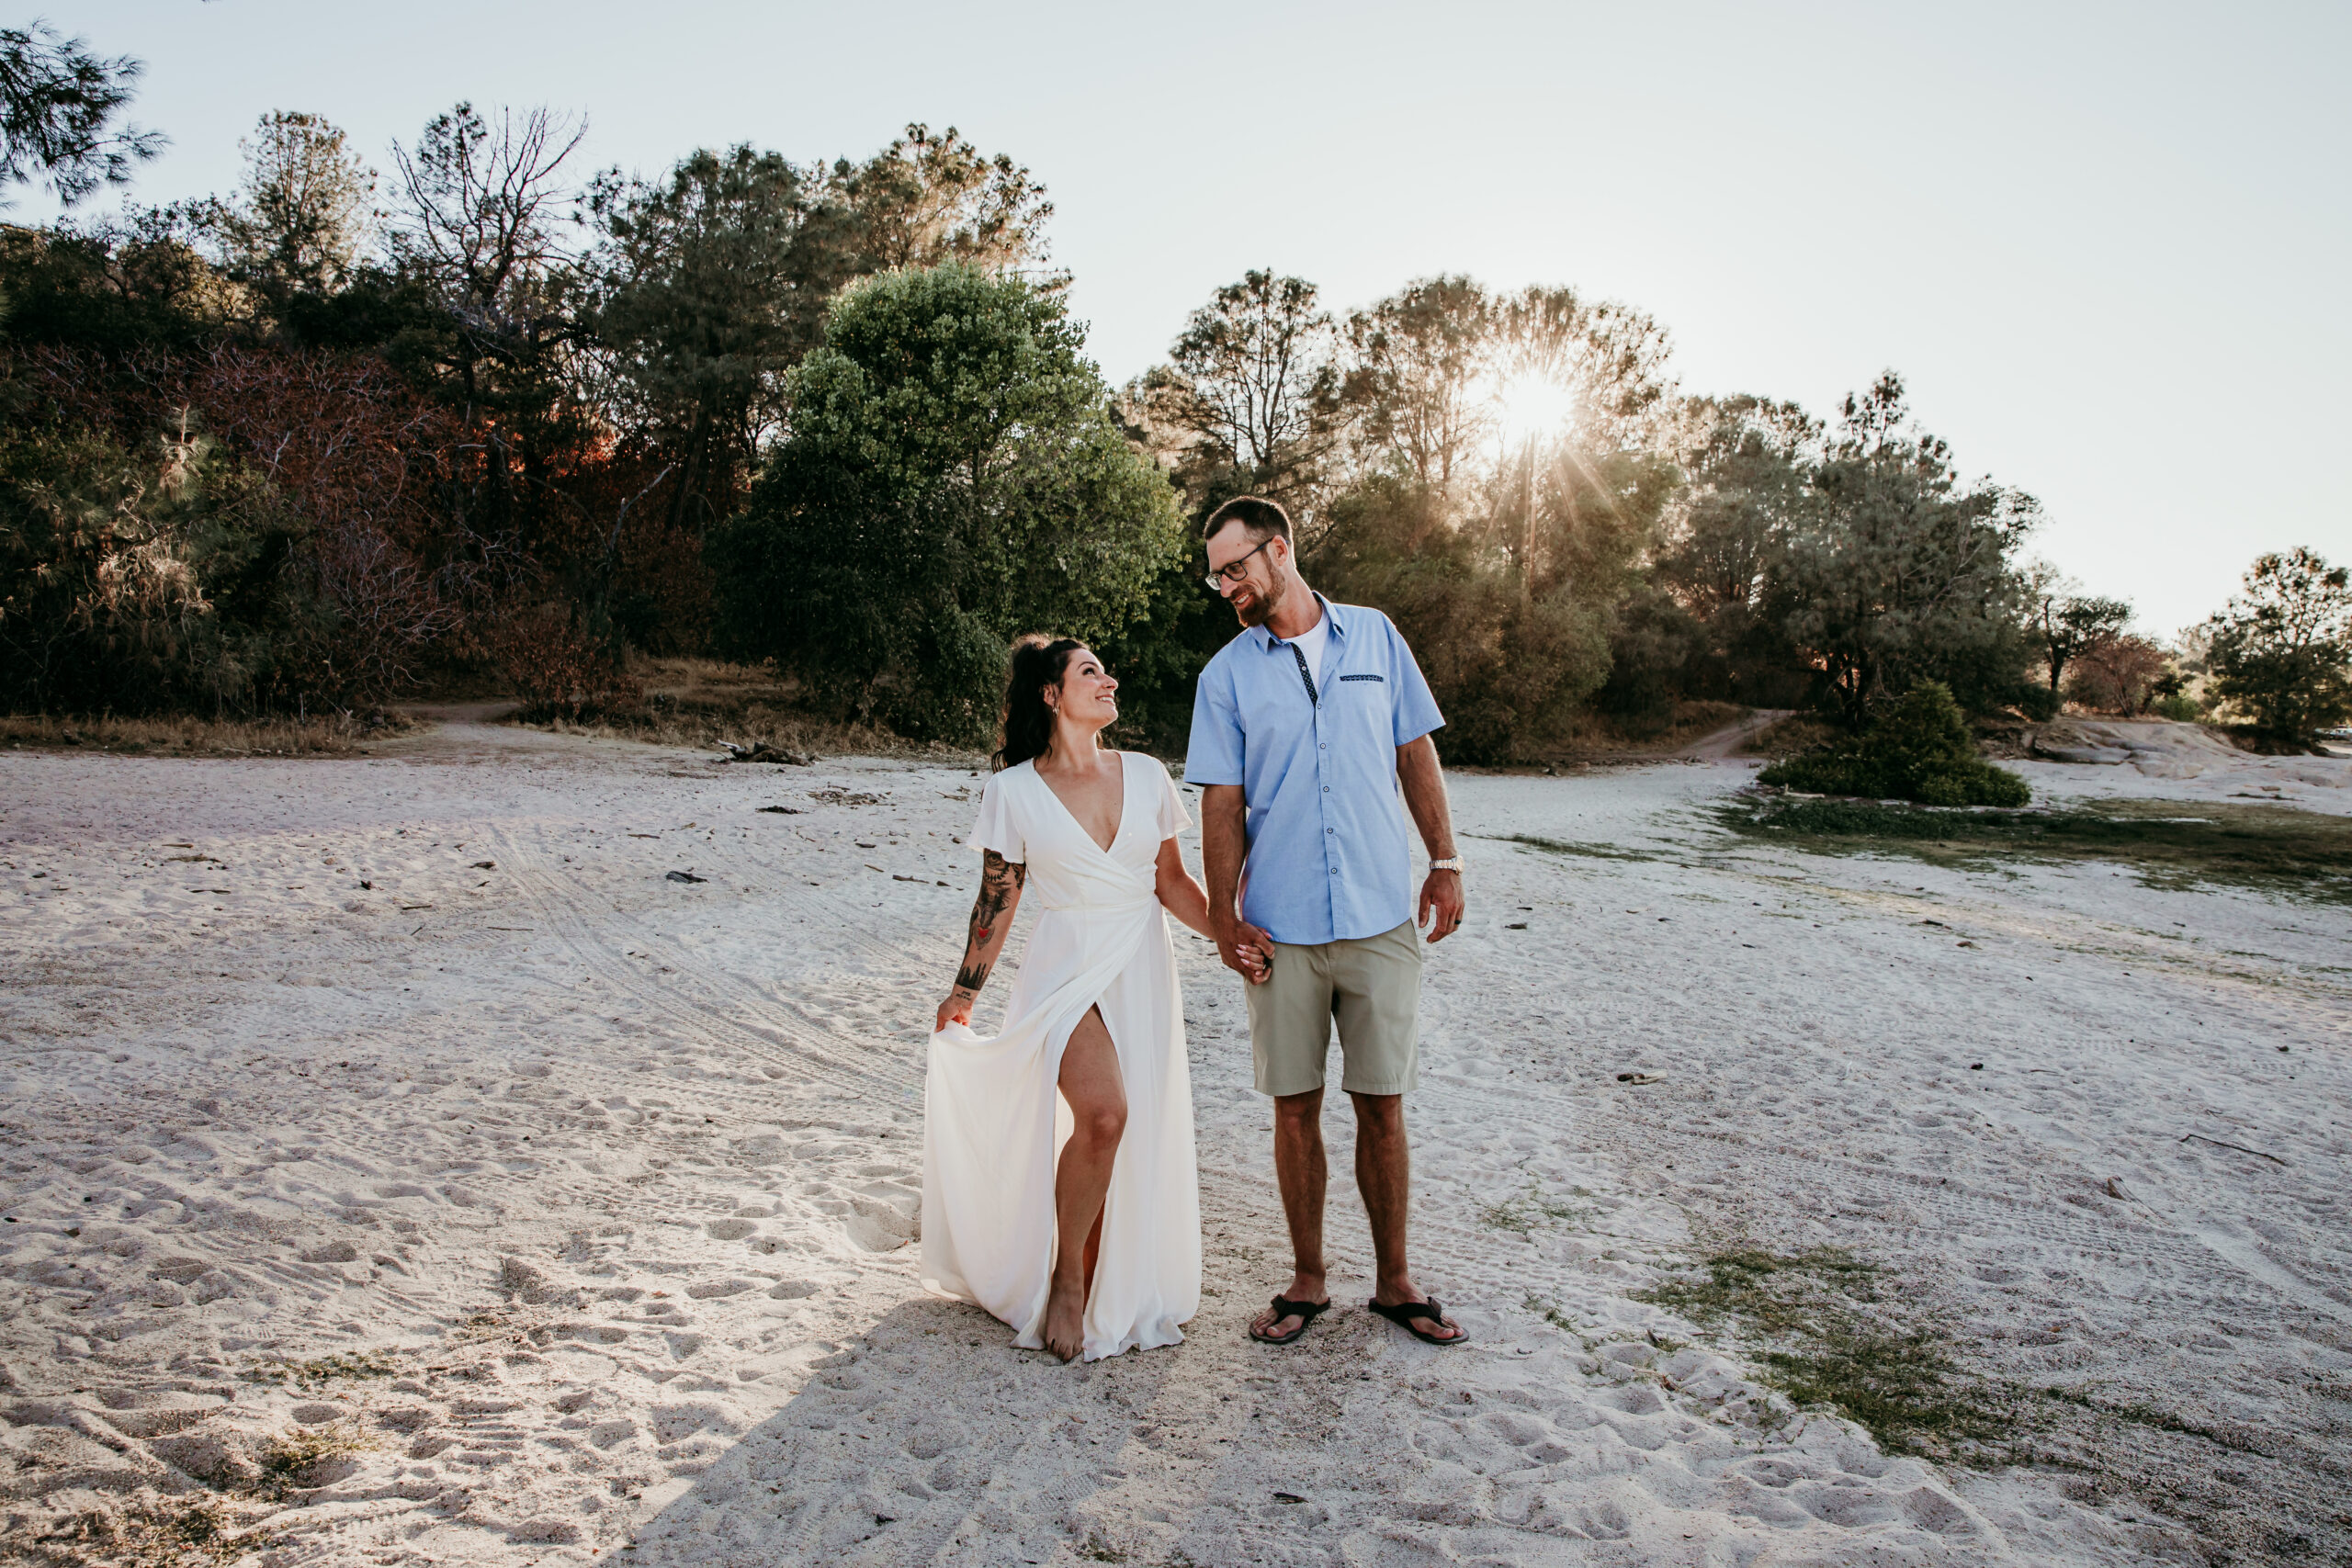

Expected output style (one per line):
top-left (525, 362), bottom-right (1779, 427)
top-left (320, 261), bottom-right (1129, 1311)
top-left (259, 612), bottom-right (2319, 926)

top-left (1428, 857), bottom-right (1464, 873)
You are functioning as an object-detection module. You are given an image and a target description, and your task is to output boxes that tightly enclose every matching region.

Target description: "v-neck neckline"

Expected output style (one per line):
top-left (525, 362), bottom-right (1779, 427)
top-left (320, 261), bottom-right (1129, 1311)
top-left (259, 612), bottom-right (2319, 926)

top-left (1032, 752), bottom-right (1127, 856)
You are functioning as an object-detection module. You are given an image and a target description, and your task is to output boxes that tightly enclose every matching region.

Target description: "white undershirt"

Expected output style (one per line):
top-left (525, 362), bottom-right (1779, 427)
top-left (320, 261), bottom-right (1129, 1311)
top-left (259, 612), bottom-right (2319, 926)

top-left (1284, 607), bottom-right (1334, 692)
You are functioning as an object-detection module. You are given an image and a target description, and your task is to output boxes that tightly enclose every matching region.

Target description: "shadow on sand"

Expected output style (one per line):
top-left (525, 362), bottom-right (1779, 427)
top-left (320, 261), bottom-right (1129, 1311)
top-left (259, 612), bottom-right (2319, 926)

top-left (613, 1269), bottom-right (1444, 1567)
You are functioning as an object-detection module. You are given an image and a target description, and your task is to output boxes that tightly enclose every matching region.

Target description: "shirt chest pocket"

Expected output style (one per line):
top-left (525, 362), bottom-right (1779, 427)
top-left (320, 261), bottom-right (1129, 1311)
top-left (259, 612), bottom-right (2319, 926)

top-left (1329, 671), bottom-right (1392, 747)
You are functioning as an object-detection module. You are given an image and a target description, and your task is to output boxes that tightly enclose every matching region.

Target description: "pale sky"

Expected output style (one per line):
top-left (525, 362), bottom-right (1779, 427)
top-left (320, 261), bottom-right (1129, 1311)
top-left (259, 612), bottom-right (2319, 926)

top-left (31, 1), bottom-right (2352, 634)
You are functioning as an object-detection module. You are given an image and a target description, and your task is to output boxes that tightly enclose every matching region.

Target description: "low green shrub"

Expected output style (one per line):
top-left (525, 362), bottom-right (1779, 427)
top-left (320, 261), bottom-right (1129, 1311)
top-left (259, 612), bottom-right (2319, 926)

top-left (2148, 694), bottom-right (2203, 722)
top-left (1759, 682), bottom-right (2030, 807)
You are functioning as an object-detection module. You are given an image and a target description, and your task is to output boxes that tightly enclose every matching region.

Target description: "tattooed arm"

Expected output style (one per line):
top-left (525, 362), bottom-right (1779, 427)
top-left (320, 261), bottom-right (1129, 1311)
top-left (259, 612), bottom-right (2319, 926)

top-left (934, 849), bottom-right (1026, 1032)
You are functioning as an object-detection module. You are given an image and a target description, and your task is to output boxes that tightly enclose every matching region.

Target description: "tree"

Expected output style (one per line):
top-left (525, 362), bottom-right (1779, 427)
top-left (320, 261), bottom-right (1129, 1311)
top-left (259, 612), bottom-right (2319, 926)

top-left (388, 102), bottom-right (585, 407)
top-left (6, 338), bottom-right (477, 711)
top-left (2066, 632), bottom-right (2167, 715)
top-left (1308, 276), bottom-right (1683, 750)
top-left (0, 209), bottom-right (233, 352)
top-left (1759, 680), bottom-right (2029, 806)
top-left (386, 102), bottom-right (594, 577)
top-left (1341, 276), bottom-right (1499, 489)
top-left (1127, 270), bottom-right (1345, 520)
top-left (214, 111), bottom-right (377, 303)
top-left (1493, 284), bottom-right (1674, 451)
top-left (709, 264), bottom-right (1182, 741)
top-left (590, 145), bottom-right (824, 536)
top-left (827, 123), bottom-right (1054, 277)
top-left (1, 20), bottom-right (164, 207)
top-left (2022, 566), bottom-right (2131, 693)
top-left (2203, 547), bottom-right (2352, 745)
top-left (1775, 373), bottom-right (2035, 728)
top-left (1645, 396), bottom-right (1817, 703)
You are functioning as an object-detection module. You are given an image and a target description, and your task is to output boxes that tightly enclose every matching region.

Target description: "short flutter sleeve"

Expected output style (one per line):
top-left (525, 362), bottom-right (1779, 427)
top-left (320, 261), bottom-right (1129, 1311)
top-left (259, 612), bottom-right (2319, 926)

top-left (1151, 758), bottom-right (1191, 842)
top-left (969, 770), bottom-right (1025, 864)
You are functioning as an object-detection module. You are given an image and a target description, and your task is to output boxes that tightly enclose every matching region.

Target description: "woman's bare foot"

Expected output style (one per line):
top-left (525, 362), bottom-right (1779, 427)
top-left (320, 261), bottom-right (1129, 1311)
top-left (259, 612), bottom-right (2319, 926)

top-left (1042, 1272), bottom-right (1086, 1361)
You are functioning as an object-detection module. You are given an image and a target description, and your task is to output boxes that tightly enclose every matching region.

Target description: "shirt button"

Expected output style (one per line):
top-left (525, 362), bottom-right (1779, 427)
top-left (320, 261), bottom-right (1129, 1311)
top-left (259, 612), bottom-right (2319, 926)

top-left (1322, 785), bottom-right (1330, 792)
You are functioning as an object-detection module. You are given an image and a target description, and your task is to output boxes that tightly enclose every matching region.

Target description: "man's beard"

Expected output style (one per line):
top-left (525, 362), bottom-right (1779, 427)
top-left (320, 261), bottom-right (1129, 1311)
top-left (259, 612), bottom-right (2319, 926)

top-left (1233, 574), bottom-right (1286, 628)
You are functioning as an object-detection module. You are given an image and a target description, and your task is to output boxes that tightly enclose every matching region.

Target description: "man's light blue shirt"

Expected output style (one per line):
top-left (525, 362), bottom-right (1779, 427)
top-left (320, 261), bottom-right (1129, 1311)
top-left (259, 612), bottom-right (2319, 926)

top-left (1183, 597), bottom-right (1445, 946)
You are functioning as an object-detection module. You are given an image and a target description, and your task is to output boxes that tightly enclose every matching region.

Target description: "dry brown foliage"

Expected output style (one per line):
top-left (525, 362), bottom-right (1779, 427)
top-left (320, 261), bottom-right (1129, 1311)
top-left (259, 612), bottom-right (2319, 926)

top-left (0, 709), bottom-right (403, 755)
top-left (488, 604), bottom-right (641, 722)
top-left (2066, 633), bottom-right (2169, 716)
top-left (17, 342), bottom-right (475, 703)
top-left (525, 656), bottom-right (984, 763)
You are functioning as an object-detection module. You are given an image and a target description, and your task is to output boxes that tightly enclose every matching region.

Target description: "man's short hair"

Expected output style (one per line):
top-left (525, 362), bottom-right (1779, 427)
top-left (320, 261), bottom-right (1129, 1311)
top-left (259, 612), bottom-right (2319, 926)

top-left (1202, 495), bottom-right (1293, 547)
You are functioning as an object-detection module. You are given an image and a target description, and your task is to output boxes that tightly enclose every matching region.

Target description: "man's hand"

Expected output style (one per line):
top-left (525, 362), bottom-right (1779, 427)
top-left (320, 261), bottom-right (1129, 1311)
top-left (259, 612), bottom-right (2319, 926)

top-left (1418, 868), bottom-right (1464, 943)
top-left (934, 989), bottom-right (976, 1032)
top-left (1215, 919), bottom-right (1275, 984)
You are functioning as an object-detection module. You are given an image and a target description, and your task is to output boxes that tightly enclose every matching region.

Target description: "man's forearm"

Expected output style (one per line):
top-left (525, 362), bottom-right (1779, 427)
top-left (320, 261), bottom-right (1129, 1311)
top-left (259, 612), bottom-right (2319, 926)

top-left (1200, 784), bottom-right (1248, 934)
top-left (1397, 736), bottom-right (1457, 860)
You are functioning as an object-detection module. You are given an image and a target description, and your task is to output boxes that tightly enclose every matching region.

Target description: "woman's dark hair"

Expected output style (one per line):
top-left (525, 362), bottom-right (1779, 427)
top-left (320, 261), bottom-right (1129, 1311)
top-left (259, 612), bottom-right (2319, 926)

top-left (996, 634), bottom-right (1087, 771)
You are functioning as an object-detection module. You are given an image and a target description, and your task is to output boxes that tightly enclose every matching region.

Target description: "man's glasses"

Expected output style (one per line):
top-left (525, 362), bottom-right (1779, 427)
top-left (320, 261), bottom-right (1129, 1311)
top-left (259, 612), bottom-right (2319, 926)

top-left (1205, 537), bottom-right (1273, 591)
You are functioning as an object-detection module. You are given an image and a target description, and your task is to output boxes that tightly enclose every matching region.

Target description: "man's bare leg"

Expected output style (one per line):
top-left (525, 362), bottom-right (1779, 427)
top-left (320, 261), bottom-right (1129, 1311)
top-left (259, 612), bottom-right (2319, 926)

top-left (1351, 1090), bottom-right (1464, 1342)
top-left (1251, 1089), bottom-right (1330, 1340)
top-left (1045, 1007), bottom-right (1125, 1361)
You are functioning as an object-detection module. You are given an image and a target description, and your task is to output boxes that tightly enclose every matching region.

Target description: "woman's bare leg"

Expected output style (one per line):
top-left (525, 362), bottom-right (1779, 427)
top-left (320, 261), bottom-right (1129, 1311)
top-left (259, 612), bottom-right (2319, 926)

top-left (1045, 1006), bottom-right (1125, 1361)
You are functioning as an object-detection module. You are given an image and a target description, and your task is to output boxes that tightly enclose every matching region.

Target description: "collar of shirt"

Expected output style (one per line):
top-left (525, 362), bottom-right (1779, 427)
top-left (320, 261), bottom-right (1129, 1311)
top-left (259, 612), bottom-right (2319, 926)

top-left (1246, 593), bottom-right (1350, 656)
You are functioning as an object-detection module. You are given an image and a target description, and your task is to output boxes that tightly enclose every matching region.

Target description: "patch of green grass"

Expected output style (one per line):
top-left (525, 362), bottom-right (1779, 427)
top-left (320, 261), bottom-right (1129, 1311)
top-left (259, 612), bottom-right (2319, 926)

top-left (1757, 1331), bottom-right (2003, 1455)
top-left (26, 1498), bottom-right (263, 1566)
top-left (1481, 1185), bottom-right (1594, 1237)
top-left (1638, 1247), bottom-right (1881, 1332)
top-left (1637, 1249), bottom-right (2012, 1460)
top-left (2035, 1386), bottom-right (2270, 1457)
top-left (243, 1349), bottom-right (401, 1390)
top-left (254, 1424), bottom-right (368, 1498)
top-left (1718, 796), bottom-right (2352, 906)
top-left (1523, 1294), bottom-right (1581, 1336)
top-left (1493, 832), bottom-right (1663, 863)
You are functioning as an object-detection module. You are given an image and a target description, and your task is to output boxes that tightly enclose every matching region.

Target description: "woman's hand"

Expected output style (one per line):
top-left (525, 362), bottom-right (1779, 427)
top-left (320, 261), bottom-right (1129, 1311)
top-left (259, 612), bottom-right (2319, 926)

top-left (935, 989), bottom-right (976, 1033)
top-left (1215, 918), bottom-right (1277, 986)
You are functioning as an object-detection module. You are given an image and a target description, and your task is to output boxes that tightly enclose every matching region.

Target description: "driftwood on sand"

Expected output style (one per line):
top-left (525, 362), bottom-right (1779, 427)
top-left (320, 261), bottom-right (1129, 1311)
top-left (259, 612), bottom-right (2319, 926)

top-left (719, 740), bottom-right (815, 765)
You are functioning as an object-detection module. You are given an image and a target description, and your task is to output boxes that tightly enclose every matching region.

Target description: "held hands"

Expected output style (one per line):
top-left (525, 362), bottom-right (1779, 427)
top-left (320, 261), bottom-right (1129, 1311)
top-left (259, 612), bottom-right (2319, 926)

top-left (1215, 919), bottom-right (1275, 985)
top-left (935, 988), bottom-right (977, 1033)
top-left (1418, 867), bottom-right (1465, 943)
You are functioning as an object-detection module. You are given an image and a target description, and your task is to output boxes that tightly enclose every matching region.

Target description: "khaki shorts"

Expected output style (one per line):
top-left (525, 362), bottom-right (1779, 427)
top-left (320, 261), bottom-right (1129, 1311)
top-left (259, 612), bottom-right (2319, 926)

top-left (1245, 919), bottom-right (1424, 1098)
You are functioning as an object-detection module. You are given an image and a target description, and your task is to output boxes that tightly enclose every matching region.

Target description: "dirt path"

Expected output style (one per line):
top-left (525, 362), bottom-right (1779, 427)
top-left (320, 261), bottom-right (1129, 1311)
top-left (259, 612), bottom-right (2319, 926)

top-left (1674, 708), bottom-right (1794, 761)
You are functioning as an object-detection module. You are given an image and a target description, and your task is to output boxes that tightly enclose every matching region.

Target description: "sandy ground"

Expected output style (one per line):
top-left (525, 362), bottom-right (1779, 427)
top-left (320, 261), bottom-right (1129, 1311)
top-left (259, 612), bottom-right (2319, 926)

top-left (3, 717), bottom-right (2347, 1567)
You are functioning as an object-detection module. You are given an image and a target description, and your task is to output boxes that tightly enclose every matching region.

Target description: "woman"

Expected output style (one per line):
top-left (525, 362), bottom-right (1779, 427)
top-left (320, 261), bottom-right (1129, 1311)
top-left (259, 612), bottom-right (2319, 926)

top-left (925, 636), bottom-right (1261, 1361)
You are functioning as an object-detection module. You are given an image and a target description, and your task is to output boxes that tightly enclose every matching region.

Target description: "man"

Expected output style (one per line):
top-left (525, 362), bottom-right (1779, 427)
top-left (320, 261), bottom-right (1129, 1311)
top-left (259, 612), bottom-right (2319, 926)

top-left (1184, 495), bottom-right (1468, 1348)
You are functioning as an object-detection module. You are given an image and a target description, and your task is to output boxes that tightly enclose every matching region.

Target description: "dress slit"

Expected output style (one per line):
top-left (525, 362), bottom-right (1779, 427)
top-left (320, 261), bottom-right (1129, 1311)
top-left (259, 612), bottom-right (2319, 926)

top-left (1053, 1000), bottom-right (1124, 1297)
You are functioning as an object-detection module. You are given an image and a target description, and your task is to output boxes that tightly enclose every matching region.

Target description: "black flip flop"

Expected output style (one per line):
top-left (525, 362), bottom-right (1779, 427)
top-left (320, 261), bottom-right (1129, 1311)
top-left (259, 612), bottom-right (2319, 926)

top-left (1369, 1297), bottom-right (1467, 1347)
top-left (1250, 1294), bottom-right (1329, 1346)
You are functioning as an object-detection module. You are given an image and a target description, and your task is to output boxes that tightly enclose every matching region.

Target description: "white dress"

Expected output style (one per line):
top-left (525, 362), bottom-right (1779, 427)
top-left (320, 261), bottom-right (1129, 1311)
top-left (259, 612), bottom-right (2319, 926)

top-left (922, 752), bottom-right (1202, 1360)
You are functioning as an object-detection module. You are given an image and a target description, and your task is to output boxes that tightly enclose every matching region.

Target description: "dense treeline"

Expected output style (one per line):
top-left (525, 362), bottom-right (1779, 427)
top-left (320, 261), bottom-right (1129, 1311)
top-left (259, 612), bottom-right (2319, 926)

top-left (0, 104), bottom-right (1082, 722)
top-left (3, 36), bottom-right (2347, 753)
